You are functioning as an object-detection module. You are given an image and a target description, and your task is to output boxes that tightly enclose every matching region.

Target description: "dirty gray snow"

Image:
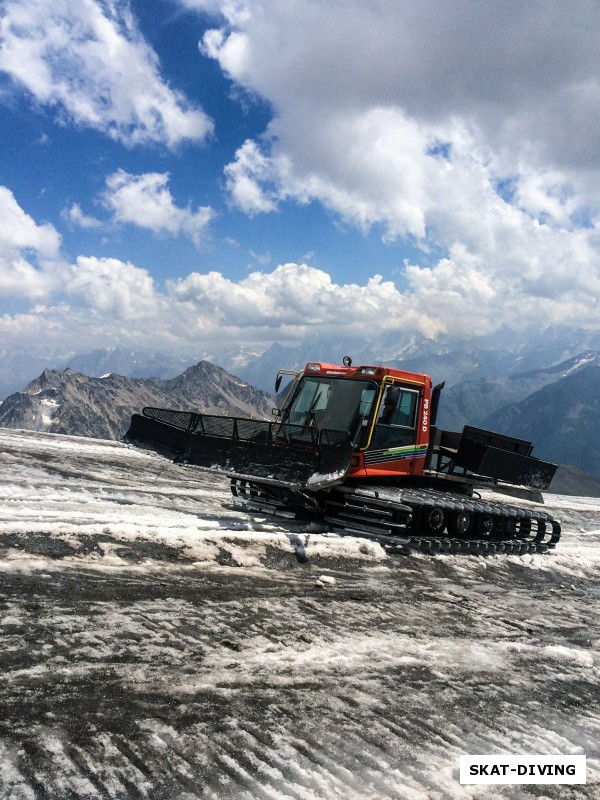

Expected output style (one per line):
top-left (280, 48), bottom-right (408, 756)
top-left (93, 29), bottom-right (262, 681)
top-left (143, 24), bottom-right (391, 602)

top-left (0, 428), bottom-right (599, 799)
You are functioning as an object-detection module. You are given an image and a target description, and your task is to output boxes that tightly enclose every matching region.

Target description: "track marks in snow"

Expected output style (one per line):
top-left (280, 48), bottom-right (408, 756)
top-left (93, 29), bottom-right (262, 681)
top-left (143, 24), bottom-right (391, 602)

top-left (0, 429), bottom-right (599, 798)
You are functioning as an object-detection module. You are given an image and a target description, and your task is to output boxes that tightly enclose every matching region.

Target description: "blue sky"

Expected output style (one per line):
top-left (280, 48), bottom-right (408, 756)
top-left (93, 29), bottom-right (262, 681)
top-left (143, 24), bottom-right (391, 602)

top-left (1, 0), bottom-right (600, 364)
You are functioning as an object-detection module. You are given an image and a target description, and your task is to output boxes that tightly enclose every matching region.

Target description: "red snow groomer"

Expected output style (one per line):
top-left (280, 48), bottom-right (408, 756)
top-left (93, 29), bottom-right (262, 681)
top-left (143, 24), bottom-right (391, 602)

top-left (125, 358), bottom-right (560, 555)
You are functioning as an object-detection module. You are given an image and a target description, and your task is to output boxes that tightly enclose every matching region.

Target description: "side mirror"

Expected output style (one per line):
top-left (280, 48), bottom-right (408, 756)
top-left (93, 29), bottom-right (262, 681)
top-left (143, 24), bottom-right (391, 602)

top-left (275, 375), bottom-right (283, 393)
top-left (272, 408), bottom-right (280, 416)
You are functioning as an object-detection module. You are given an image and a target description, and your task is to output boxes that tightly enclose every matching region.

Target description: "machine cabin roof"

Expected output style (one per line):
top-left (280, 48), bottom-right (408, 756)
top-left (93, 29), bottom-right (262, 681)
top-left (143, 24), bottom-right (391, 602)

top-left (302, 362), bottom-right (431, 388)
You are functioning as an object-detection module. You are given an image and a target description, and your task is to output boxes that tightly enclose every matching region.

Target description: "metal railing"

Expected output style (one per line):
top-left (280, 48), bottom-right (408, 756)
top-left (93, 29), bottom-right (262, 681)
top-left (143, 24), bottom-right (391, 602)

top-left (142, 407), bottom-right (349, 447)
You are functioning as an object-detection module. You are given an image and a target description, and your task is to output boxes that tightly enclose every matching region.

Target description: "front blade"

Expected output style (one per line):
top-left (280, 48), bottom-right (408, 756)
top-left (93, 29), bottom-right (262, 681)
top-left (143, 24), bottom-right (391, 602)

top-left (124, 410), bottom-right (192, 460)
top-left (185, 432), bottom-right (352, 489)
top-left (124, 408), bottom-right (354, 490)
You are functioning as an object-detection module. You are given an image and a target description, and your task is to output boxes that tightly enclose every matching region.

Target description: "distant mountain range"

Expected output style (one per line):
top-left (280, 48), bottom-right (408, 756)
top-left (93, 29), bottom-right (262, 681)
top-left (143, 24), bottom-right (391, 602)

top-left (431, 352), bottom-right (600, 475)
top-left (0, 361), bottom-right (273, 441)
top-left (437, 351), bottom-right (600, 427)
top-left (2, 328), bottom-right (600, 485)
top-left (0, 347), bottom-right (199, 398)
top-left (4, 323), bottom-right (600, 399)
top-left (233, 325), bottom-right (600, 392)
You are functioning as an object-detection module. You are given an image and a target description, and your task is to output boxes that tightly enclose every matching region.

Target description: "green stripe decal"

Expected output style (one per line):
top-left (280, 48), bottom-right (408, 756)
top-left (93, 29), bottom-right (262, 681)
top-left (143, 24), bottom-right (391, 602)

top-left (364, 443), bottom-right (428, 465)
top-left (382, 445), bottom-right (428, 456)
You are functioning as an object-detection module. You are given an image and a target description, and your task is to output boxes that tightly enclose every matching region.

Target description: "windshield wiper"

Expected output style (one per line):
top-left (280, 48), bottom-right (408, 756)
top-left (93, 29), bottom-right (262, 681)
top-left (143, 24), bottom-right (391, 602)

top-left (305, 388), bottom-right (324, 427)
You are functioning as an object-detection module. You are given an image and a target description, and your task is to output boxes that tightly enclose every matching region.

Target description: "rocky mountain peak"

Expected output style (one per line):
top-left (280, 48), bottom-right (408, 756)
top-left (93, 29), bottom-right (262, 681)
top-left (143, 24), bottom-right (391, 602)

top-left (0, 361), bottom-right (274, 441)
top-left (167, 359), bottom-right (224, 386)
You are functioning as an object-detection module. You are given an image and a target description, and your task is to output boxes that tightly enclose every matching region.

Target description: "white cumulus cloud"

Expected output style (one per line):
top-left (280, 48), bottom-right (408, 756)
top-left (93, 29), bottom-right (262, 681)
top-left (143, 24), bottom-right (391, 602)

top-left (195, 0), bottom-right (600, 336)
top-left (0, 0), bottom-right (213, 148)
top-left (68, 256), bottom-right (161, 321)
top-left (101, 170), bottom-right (213, 247)
top-left (166, 263), bottom-right (423, 340)
top-left (2, 184), bottom-right (599, 359)
top-left (63, 203), bottom-right (104, 230)
top-left (0, 186), bottom-right (63, 300)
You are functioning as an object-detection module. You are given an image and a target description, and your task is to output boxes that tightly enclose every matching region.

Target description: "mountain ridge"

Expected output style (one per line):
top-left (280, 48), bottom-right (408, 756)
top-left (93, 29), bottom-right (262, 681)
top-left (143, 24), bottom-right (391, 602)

top-left (483, 363), bottom-right (600, 477)
top-left (0, 362), bottom-right (273, 441)
top-left (4, 324), bottom-right (600, 398)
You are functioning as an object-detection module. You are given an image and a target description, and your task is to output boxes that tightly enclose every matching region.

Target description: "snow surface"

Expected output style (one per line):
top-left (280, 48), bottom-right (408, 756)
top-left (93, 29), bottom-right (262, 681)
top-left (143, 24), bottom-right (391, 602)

top-left (34, 397), bottom-right (60, 432)
top-left (0, 427), bottom-right (599, 799)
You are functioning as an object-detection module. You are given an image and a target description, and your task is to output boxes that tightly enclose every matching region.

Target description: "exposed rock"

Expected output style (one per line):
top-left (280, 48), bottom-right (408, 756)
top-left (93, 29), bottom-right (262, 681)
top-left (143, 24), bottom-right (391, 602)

top-left (0, 362), bottom-right (273, 441)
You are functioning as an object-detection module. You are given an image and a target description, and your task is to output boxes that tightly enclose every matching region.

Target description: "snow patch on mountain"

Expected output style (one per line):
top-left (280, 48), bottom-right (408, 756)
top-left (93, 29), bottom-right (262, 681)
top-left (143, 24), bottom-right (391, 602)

top-left (34, 397), bottom-right (60, 431)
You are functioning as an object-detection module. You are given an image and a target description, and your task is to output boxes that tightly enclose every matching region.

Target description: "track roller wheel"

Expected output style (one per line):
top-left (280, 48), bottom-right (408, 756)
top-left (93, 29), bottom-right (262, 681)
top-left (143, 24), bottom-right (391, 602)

top-left (448, 510), bottom-right (472, 537)
top-left (422, 506), bottom-right (446, 535)
top-left (502, 516), bottom-right (517, 538)
top-left (476, 513), bottom-right (494, 537)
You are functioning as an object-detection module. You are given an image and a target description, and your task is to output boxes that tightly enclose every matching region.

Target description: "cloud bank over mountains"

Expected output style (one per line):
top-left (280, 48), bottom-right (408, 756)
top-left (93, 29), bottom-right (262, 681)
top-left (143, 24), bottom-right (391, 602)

top-left (1, 0), bottom-right (600, 360)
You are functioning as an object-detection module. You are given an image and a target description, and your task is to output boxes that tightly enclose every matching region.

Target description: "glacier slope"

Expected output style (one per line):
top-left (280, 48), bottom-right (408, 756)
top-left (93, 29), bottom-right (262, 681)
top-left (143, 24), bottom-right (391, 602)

top-left (0, 428), bottom-right (598, 799)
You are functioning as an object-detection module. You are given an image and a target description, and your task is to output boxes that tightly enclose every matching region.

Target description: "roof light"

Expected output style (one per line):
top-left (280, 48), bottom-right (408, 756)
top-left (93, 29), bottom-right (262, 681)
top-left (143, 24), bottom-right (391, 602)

top-left (306, 363), bottom-right (321, 372)
top-left (343, 356), bottom-right (352, 367)
top-left (356, 367), bottom-right (377, 375)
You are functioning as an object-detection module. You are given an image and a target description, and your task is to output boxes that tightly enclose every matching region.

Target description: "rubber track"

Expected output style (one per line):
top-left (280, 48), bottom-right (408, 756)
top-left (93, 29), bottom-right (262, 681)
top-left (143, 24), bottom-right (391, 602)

top-left (230, 480), bottom-right (561, 556)
top-left (323, 484), bottom-right (561, 556)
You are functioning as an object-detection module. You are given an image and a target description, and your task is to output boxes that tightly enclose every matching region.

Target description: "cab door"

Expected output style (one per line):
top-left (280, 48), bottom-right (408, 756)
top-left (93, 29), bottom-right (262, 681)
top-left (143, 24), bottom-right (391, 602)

top-left (363, 382), bottom-right (425, 475)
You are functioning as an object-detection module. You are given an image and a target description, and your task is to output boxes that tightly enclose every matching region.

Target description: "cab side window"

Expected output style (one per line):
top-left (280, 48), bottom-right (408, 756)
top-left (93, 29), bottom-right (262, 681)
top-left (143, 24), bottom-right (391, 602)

top-left (378, 386), bottom-right (418, 428)
top-left (393, 388), bottom-right (418, 427)
top-left (370, 385), bottom-right (419, 449)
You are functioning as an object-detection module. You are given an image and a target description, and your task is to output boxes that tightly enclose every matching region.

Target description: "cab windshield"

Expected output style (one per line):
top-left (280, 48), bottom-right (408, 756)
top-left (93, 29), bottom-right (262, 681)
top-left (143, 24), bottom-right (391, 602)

top-left (283, 376), bottom-right (377, 445)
